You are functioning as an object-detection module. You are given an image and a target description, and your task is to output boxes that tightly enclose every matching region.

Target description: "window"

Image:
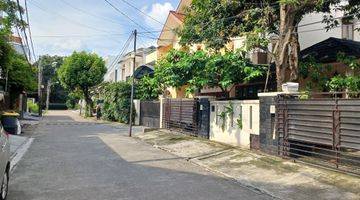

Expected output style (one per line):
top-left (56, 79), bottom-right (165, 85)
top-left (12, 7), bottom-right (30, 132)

top-left (121, 68), bottom-right (125, 81)
top-left (342, 20), bottom-right (354, 40)
top-left (115, 69), bottom-right (118, 82)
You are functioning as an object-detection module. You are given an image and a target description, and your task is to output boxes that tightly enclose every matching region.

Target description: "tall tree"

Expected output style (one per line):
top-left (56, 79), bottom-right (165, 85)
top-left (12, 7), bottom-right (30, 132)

top-left (179, 0), bottom-right (360, 90)
top-left (8, 53), bottom-right (36, 91)
top-left (0, 0), bottom-right (29, 90)
top-left (36, 55), bottom-right (68, 103)
top-left (57, 51), bottom-right (106, 116)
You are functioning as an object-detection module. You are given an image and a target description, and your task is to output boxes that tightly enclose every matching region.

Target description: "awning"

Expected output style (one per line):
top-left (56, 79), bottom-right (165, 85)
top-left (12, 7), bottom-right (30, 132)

top-left (133, 65), bottom-right (154, 79)
top-left (300, 37), bottom-right (360, 63)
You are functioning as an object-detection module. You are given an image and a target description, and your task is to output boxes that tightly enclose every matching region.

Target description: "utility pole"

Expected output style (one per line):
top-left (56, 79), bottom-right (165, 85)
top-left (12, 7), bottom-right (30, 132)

top-left (129, 29), bottom-right (137, 137)
top-left (38, 57), bottom-right (43, 117)
top-left (46, 79), bottom-right (51, 111)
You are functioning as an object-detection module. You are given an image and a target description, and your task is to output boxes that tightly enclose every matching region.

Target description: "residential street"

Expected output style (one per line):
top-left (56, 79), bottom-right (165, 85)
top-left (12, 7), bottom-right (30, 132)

top-left (7, 111), bottom-right (272, 200)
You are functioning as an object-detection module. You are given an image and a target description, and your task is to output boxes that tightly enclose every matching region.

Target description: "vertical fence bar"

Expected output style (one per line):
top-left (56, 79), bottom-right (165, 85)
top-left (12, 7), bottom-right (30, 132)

top-left (180, 99), bottom-right (182, 130)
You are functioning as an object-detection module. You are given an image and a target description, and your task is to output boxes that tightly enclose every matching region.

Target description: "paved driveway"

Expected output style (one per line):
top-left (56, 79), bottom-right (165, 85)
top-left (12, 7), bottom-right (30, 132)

top-left (8, 110), bottom-right (272, 200)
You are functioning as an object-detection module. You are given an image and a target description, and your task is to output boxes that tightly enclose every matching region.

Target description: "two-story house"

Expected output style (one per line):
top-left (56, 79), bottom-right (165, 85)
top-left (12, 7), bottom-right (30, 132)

top-left (157, 0), bottom-right (270, 99)
top-left (157, 0), bottom-right (360, 98)
top-left (104, 46), bottom-right (157, 82)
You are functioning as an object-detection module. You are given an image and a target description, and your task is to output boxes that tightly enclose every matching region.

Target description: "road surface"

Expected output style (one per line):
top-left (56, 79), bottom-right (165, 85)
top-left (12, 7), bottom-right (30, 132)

top-left (8, 110), bottom-right (272, 200)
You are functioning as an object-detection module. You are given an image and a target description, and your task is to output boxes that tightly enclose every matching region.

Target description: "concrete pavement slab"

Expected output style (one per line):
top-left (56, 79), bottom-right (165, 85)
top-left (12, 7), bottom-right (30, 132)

top-left (135, 130), bottom-right (360, 200)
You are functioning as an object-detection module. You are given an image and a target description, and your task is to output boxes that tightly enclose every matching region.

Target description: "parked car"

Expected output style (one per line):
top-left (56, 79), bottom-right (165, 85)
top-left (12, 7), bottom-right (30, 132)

top-left (0, 123), bottom-right (10, 200)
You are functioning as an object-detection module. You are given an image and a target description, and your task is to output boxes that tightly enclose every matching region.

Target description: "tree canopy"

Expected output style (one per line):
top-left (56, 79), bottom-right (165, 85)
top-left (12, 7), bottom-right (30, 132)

top-left (179, 0), bottom-right (360, 90)
top-left (153, 49), bottom-right (265, 97)
top-left (7, 53), bottom-right (37, 92)
top-left (36, 55), bottom-right (68, 103)
top-left (58, 51), bottom-right (106, 115)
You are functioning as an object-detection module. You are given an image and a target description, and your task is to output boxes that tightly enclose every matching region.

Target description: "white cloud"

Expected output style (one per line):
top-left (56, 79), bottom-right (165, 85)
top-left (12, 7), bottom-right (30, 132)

top-left (142, 2), bottom-right (174, 30)
top-left (28, 0), bottom-right (127, 57)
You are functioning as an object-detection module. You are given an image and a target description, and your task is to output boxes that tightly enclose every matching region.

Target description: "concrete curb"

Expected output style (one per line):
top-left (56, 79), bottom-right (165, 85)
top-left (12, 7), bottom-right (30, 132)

top-left (189, 158), bottom-right (282, 200)
top-left (10, 137), bottom-right (34, 173)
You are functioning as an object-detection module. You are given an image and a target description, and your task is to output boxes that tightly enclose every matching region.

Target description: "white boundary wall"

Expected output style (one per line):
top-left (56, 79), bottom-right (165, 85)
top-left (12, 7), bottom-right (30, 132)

top-left (210, 100), bottom-right (259, 149)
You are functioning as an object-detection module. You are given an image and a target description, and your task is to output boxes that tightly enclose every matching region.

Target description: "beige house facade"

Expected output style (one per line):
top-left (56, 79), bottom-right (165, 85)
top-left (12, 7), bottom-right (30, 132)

top-left (157, 0), bottom-right (360, 98)
top-left (104, 46), bottom-right (157, 82)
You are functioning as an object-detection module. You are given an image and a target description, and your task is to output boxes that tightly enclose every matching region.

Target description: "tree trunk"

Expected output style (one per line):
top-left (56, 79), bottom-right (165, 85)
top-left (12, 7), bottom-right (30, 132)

top-left (219, 86), bottom-right (229, 99)
top-left (82, 87), bottom-right (93, 117)
top-left (274, 4), bottom-right (299, 91)
top-left (289, 28), bottom-right (300, 82)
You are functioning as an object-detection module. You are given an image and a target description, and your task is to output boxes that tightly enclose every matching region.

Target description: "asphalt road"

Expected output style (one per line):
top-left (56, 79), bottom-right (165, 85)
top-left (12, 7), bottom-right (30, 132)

top-left (8, 111), bottom-right (272, 200)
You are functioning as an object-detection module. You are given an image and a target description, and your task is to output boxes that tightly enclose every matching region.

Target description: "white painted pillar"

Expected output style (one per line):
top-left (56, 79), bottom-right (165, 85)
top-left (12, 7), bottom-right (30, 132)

top-left (133, 99), bottom-right (141, 125)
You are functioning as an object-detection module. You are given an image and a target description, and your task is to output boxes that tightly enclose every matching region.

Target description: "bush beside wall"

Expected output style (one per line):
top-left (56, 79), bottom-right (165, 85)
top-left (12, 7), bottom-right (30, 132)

top-left (101, 82), bottom-right (135, 124)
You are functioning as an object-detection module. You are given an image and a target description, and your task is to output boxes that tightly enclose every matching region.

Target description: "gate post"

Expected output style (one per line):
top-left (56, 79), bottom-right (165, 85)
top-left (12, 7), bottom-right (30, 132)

top-left (258, 92), bottom-right (285, 154)
top-left (198, 98), bottom-right (210, 138)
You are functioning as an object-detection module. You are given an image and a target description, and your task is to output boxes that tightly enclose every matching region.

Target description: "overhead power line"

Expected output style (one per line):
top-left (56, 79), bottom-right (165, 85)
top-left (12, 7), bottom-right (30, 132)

top-left (16, 0), bottom-right (32, 61)
top-left (103, 0), bottom-right (158, 37)
top-left (106, 33), bottom-right (134, 75)
top-left (15, 26), bottom-right (30, 64)
top-left (32, 32), bottom-right (133, 38)
top-left (117, 0), bottom-right (169, 28)
top-left (59, 0), bottom-right (127, 27)
top-left (29, 0), bottom-right (119, 34)
top-left (139, 5), bottom-right (358, 38)
top-left (24, 0), bottom-right (36, 61)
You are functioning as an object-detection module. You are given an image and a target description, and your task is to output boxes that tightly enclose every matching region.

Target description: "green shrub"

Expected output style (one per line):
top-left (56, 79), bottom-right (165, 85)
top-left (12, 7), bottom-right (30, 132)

top-left (27, 101), bottom-right (39, 114)
top-left (66, 90), bottom-right (82, 109)
top-left (100, 82), bottom-right (135, 124)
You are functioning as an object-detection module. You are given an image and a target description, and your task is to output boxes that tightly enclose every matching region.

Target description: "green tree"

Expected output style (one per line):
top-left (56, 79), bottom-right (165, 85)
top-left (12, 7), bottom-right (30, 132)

top-left (36, 55), bottom-right (68, 103)
top-left (0, 0), bottom-right (30, 93)
top-left (136, 75), bottom-right (162, 100)
top-left (154, 49), bottom-right (195, 89)
top-left (7, 53), bottom-right (37, 92)
top-left (155, 49), bottom-right (265, 98)
top-left (57, 51), bottom-right (106, 116)
top-left (190, 50), bottom-right (265, 97)
top-left (65, 89), bottom-right (83, 109)
top-left (179, 0), bottom-right (360, 90)
top-left (327, 53), bottom-right (360, 94)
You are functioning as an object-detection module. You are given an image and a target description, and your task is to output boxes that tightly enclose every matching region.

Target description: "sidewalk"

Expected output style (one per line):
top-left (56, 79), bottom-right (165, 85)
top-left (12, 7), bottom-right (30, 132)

top-left (20, 112), bottom-right (41, 132)
top-left (134, 130), bottom-right (360, 200)
top-left (10, 135), bottom-right (28, 158)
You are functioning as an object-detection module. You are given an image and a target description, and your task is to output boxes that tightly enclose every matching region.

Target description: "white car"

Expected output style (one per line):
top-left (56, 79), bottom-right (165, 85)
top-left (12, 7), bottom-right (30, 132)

top-left (0, 126), bottom-right (10, 200)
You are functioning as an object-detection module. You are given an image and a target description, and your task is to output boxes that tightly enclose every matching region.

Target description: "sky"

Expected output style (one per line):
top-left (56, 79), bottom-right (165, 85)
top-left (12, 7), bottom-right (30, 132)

top-left (21, 0), bottom-right (179, 58)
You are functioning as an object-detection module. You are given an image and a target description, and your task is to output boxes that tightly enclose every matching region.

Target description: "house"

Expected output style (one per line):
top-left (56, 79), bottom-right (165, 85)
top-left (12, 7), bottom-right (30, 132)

top-left (298, 10), bottom-right (360, 50)
top-left (299, 37), bottom-right (360, 91)
top-left (157, 0), bottom-right (271, 99)
top-left (104, 46), bottom-right (157, 82)
top-left (9, 36), bottom-right (30, 57)
top-left (296, 7), bottom-right (360, 91)
top-left (157, 0), bottom-right (360, 98)
top-left (103, 56), bottom-right (117, 82)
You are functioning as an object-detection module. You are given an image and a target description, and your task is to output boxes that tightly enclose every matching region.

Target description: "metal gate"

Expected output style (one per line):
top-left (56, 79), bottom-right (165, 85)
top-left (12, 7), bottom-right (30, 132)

top-left (163, 98), bottom-right (211, 138)
top-left (276, 93), bottom-right (360, 176)
top-left (140, 101), bottom-right (160, 128)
